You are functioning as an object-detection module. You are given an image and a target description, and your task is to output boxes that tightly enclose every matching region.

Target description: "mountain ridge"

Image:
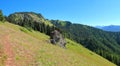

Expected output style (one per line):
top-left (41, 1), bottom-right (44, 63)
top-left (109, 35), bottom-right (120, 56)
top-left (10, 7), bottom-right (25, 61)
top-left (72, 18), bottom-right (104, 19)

top-left (0, 22), bottom-right (116, 66)
top-left (0, 11), bottom-right (119, 65)
top-left (95, 25), bottom-right (120, 32)
top-left (51, 20), bottom-right (120, 65)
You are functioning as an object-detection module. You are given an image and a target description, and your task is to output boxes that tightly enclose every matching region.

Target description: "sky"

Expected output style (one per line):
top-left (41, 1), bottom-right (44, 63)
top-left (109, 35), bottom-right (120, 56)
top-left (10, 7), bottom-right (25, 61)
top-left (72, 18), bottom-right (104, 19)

top-left (0, 0), bottom-right (120, 26)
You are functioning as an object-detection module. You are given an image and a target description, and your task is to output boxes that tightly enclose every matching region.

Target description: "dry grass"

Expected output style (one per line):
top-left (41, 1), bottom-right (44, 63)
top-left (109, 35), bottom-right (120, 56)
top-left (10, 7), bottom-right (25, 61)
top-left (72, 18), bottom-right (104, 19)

top-left (0, 44), bottom-right (7, 66)
top-left (0, 22), bottom-right (116, 66)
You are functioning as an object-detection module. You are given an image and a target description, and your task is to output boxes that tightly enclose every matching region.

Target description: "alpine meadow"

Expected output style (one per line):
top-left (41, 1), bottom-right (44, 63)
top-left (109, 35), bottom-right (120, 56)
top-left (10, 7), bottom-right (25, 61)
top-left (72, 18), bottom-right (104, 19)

top-left (0, 0), bottom-right (120, 66)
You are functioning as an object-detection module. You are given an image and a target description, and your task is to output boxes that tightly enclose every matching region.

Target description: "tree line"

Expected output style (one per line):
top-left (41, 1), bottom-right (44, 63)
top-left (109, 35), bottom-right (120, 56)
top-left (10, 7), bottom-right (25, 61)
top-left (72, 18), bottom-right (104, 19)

top-left (1, 10), bottom-right (120, 65)
top-left (0, 10), bottom-right (5, 22)
top-left (51, 20), bottom-right (120, 65)
top-left (7, 14), bottom-right (56, 36)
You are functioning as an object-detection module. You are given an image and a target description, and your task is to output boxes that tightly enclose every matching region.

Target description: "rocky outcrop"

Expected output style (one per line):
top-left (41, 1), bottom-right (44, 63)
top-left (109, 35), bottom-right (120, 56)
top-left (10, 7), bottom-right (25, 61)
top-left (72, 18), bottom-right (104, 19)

top-left (50, 30), bottom-right (66, 48)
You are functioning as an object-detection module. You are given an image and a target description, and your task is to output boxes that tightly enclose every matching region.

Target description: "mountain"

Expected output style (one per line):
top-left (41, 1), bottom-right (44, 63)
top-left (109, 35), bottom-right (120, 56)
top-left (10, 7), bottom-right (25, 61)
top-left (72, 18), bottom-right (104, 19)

top-left (50, 20), bottom-right (120, 65)
top-left (7, 12), bottom-right (56, 36)
top-left (7, 12), bottom-right (53, 26)
top-left (2, 11), bottom-right (118, 65)
top-left (0, 22), bottom-right (116, 66)
top-left (96, 25), bottom-right (120, 32)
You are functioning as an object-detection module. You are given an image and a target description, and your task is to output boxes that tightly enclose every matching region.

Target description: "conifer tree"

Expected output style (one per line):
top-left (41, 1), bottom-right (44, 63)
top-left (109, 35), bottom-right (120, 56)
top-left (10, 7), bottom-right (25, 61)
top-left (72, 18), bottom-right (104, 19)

top-left (0, 10), bottom-right (5, 22)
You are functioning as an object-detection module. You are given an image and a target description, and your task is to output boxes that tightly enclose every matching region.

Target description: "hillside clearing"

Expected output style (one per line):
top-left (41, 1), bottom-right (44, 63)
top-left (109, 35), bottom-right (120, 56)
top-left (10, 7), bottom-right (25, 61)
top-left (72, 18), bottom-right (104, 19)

top-left (0, 22), bottom-right (116, 66)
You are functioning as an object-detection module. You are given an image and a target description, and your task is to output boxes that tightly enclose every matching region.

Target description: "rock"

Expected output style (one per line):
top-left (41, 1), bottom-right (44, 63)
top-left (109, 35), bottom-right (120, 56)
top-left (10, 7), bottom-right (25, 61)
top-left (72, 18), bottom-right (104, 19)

top-left (50, 30), bottom-right (66, 48)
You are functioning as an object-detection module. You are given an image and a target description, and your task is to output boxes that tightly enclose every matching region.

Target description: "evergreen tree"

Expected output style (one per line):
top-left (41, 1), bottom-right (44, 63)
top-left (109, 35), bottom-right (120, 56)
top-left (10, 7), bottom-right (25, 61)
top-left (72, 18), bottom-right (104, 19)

top-left (0, 10), bottom-right (5, 22)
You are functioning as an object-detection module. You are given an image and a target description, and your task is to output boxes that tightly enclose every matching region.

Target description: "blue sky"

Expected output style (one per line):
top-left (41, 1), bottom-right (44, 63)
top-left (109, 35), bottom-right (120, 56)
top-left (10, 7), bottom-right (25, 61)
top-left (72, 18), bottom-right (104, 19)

top-left (0, 0), bottom-right (120, 26)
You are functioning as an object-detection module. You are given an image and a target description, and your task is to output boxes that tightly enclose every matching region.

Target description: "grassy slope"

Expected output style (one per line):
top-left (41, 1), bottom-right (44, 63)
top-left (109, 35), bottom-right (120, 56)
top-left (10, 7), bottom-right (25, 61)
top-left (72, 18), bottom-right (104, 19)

top-left (0, 22), bottom-right (116, 66)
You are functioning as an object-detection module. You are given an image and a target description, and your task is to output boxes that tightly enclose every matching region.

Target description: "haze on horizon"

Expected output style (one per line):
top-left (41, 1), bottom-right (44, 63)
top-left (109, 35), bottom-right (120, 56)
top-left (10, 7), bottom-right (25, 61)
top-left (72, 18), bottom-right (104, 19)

top-left (0, 0), bottom-right (120, 26)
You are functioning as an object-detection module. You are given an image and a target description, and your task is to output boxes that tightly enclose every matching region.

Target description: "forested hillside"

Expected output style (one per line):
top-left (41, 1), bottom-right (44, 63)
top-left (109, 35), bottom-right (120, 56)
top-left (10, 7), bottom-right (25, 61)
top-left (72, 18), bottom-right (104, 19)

top-left (7, 12), bottom-right (56, 36)
top-left (51, 20), bottom-right (120, 65)
top-left (0, 11), bottom-right (116, 66)
top-left (3, 11), bottom-right (120, 65)
top-left (0, 22), bottom-right (115, 66)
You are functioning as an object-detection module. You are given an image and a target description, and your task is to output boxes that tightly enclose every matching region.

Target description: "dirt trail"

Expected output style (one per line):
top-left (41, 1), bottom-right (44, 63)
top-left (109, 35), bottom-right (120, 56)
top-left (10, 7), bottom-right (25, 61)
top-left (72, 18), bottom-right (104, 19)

top-left (3, 34), bottom-right (16, 66)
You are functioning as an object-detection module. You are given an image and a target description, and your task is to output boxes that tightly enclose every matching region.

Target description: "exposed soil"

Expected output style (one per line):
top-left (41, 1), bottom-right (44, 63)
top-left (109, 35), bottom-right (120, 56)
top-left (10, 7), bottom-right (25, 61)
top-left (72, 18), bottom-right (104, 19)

top-left (2, 34), bottom-right (16, 66)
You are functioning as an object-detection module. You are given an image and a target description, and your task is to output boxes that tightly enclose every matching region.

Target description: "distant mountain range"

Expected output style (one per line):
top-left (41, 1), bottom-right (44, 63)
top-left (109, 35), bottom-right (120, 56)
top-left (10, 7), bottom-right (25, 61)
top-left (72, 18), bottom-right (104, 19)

top-left (95, 25), bottom-right (120, 32)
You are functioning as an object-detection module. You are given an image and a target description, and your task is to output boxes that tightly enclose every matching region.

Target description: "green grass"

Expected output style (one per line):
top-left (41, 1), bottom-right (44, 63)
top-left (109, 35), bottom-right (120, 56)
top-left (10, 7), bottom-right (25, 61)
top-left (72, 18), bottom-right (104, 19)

top-left (0, 44), bottom-right (7, 66)
top-left (0, 22), bottom-right (116, 66)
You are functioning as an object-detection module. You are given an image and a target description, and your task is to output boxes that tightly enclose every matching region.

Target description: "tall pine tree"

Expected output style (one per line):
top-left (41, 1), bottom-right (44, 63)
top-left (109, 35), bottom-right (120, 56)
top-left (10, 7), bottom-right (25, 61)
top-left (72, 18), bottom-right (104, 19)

top-left (0, 10), bottom-right (5, 22)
